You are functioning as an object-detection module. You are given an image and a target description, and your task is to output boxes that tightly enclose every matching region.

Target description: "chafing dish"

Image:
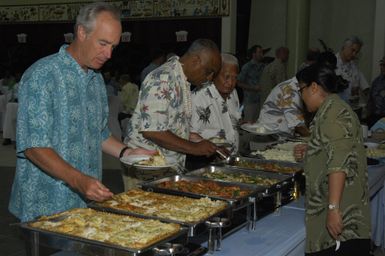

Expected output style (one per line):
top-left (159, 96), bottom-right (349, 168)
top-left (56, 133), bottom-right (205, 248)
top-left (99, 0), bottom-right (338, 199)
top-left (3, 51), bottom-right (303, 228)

top-left (88, 194), bottom-right (231, 237)
top-left (141, 175), bottom-right (263, 233)
top-left (19, 217), bottom-right (188, 256)
top-left (221, 156), bottom-right (303, 176)
top-left (185, 165), bottom-right (293, 198)
top-left (141, 175), bottom-right (261, 208)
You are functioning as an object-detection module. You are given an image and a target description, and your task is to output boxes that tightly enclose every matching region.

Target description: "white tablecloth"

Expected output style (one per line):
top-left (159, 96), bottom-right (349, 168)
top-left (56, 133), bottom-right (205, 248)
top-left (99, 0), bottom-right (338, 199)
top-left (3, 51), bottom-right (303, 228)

top-left (2, 102), bottom-right (18, 141)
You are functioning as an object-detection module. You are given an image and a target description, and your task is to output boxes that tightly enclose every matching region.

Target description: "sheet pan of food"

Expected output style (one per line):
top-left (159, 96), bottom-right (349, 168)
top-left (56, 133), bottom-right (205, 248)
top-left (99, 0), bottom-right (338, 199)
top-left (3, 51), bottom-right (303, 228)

top-left (19, 208), bottom-right (187, 255)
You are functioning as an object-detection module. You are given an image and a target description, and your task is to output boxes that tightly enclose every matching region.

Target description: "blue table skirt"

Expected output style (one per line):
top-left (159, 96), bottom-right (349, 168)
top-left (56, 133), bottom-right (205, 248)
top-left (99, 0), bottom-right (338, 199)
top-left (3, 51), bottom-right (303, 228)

top-left (208, 200), bottom-right (305, 256)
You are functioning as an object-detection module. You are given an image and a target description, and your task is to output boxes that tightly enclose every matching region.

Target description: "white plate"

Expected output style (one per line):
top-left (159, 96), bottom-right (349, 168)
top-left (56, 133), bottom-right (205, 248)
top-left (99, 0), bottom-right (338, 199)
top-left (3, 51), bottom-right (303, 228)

top-left (241, 123), bottom-right (278, 135)
top-left (209, 137), bottom-right (232, 147)
top-left (120, 155), bottom-right (177, 170)
top-left (364, 142), bottom-right (379, 149)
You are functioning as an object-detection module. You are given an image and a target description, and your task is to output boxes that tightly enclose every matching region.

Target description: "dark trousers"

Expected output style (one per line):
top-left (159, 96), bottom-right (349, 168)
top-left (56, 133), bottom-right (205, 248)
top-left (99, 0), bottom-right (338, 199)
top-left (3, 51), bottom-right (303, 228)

top-left (305, 239), bottom-right (371, 256)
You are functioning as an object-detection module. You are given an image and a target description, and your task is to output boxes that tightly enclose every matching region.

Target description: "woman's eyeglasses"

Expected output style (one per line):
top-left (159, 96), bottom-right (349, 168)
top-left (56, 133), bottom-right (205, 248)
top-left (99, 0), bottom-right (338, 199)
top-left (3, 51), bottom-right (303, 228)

top-left (298, 86), bottom-right (307, 95)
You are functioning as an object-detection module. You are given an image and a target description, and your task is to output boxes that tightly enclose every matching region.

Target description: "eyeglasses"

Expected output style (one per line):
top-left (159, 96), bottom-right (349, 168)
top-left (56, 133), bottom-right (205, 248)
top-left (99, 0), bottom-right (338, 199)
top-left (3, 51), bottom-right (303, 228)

top-left (298, 86), bottom-right (307, 95)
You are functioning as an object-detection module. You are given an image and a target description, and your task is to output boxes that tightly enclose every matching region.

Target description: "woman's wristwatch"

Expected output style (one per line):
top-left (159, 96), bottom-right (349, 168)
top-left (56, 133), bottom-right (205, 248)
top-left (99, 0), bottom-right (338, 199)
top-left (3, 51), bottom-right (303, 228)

top-left (328, 203), bottom-right (339, 210)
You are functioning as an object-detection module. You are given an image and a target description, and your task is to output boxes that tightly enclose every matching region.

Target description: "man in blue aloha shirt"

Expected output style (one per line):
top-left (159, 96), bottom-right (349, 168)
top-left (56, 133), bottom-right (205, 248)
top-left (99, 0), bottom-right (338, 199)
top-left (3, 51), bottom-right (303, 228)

top-left (9, 2), bottom-right (154, 222)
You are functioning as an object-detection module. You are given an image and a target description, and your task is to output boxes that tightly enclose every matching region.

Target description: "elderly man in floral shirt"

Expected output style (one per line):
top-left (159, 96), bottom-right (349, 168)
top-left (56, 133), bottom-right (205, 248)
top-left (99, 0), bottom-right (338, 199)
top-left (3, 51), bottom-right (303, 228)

top-left (123, 39), bottom-right (221, 188)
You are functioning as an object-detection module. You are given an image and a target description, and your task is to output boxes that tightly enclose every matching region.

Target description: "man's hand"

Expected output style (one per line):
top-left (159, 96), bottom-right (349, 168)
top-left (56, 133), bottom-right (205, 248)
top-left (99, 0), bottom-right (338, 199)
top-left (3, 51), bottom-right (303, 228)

top-left (72, 173), bottom-right (113, 202)
top-left (191, 140), bottom-right (217, 157)
top-left (123, 147), bottom-right (157, 157)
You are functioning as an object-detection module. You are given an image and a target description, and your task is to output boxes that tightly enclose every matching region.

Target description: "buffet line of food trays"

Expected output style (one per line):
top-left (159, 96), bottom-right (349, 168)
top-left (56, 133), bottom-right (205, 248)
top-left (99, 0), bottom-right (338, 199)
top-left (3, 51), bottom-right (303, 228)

top-left (18, 157), bottom-right (303, 256)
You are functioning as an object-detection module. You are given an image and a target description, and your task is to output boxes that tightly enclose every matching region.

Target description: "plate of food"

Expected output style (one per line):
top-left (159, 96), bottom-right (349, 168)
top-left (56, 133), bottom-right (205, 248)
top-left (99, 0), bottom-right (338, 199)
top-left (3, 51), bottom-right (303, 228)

top-left (209, 137), bottom-right (232, 147)
top-left (120, 152), bottom-right (177, 170)
top-left (240, 123), bottom-right (278, 135)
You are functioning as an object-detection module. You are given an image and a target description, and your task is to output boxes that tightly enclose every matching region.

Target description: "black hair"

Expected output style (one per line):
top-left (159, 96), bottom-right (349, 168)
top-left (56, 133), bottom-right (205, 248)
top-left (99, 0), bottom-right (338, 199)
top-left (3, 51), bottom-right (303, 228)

top-left (296, 64), bottom-right (348, 94)
top-left (317, 51), bottom-right (337, 70)
top-left (306, 49), bottom-right (320, 62)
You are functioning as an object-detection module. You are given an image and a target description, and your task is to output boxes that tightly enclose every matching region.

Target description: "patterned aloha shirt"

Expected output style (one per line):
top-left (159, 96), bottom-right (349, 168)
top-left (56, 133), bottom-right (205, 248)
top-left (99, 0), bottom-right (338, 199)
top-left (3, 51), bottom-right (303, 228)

top-left (237, 59), bottom-right (265, 104)
top-left (257, 77), bottom-right (305, 134)
top-left (9, 45), bottom-right (110, 222)
top-left (304, 94), bottom-right (370, 253)
top-left (190, 83), bottom-right (241, 152)
top-left (125, 56), bottom-right (191, 164)
top-left (335, 53), bottom-right (369, 102)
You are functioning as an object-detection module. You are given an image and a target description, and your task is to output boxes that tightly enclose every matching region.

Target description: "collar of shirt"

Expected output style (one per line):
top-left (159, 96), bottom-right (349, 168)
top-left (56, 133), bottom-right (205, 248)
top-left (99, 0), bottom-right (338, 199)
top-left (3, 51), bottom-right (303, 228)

top-left (59, 45), bottom-right (98, 82)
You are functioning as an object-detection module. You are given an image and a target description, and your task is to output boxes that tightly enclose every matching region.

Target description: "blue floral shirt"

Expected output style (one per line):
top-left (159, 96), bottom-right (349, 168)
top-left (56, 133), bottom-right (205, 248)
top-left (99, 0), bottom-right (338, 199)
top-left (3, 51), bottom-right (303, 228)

top-left (9, 45), bottom-right (110, 221)
top-left (124, 56), bottom-right (191, 164)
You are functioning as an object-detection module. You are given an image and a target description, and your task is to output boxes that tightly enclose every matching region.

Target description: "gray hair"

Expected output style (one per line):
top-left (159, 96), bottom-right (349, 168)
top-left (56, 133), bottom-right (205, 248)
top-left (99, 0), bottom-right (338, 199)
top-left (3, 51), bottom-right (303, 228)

top-left (75, 2), bottom-right (121, 35)
top-left (186, 39), bottom-right (219, 54)
top-left (221, 53), bottom-right (238, 68)
top-left (342, 35), bottom-right (363, 49)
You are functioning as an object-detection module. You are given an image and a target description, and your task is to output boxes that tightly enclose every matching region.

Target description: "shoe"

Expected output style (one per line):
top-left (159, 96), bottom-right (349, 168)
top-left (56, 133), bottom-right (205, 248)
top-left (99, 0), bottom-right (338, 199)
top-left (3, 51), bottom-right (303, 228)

top-left (2, 139), bottom-right (11, 145)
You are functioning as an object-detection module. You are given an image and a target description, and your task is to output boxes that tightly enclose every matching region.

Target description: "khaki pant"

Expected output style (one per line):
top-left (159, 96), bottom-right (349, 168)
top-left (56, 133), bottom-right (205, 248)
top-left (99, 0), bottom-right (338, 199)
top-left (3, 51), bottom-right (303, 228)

top-left (121, 163), bottom-right (177, 191)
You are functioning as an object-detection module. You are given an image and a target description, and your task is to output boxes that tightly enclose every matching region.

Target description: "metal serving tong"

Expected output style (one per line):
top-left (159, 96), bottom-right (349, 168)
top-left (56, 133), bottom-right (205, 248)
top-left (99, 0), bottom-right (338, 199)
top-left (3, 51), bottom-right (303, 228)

top-left (216, 149), bottom-right (231, 162)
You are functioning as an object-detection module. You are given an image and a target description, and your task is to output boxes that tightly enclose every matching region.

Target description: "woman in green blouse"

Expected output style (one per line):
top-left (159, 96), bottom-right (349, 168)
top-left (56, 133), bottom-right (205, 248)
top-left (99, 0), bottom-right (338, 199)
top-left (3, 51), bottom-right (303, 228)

top-left (295, 64), bottom-right (371, 256)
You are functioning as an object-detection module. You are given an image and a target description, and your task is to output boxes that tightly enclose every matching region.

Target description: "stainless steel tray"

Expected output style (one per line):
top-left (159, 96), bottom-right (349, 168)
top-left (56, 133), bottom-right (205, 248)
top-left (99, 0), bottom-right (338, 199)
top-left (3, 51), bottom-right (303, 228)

top-left (221, 156), bottom-right (303, 176)
top-left (88, 198), bottom-right (231, 237)
top-left (19, 213), bottom-right (188, 255)
top-left (185, 165), bottom-right (294, 197)
top-left (141, 175), bottom-right (261, 208)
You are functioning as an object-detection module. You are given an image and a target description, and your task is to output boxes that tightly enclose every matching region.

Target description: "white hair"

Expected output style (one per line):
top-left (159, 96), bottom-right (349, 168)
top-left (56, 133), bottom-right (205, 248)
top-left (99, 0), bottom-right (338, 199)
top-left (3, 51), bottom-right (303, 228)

top-left (221, 53), bottom-right (238, 68)
top-left (75, 2), bottom-right (120, 35)
top-left (342, 35), bottom-right (363, 50)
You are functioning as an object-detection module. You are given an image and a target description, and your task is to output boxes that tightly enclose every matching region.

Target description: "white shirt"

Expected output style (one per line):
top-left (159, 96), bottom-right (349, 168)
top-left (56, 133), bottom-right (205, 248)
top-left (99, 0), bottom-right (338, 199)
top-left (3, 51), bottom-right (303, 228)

top-left (335, 53), bottom-right (369, 102)
top-left (190, 83), bottom-right (241, 152)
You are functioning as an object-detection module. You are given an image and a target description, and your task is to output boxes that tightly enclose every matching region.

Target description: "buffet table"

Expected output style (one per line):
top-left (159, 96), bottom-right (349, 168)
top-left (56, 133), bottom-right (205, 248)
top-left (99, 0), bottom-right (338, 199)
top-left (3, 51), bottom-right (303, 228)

top-left (208, 199), bottom-right (305, 256)
top-left (207, 163), bottom-right (385, 256)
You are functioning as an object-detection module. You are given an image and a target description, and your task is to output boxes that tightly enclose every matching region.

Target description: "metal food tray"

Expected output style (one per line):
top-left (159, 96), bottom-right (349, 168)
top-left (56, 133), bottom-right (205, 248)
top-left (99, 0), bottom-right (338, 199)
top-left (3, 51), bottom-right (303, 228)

top-left (222, 156), bottom-right (303, 177)
top-left (141, 175), bottom-right (261, 209)
top-left (19, 216), bottom-right (188, 256)
top-left (88, 199), bottom-right (231, 237)
top-left (185, 165), bottom-right (294, 197)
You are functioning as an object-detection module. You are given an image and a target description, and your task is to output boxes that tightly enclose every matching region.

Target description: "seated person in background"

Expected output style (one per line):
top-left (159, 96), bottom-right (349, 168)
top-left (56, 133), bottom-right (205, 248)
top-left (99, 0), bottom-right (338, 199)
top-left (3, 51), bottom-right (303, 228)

top-left (119, 74), bottom-right (139, 115)
top-left (118, 74), bottom-right (139, 136)
top-left (367, 56), bottom-right (385, 128)
top-left (190, 53), bottom-right (241, 153)
top-left (103, 69), bottom-right (120, 96)
top-left (257, 76), bottom-right (309, 137)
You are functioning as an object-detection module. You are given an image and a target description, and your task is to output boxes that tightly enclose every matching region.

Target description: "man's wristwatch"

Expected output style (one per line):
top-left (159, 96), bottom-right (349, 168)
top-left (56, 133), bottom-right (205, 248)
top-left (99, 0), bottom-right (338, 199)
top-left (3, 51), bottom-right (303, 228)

top-left (328, 203), bottom-right (339, 210)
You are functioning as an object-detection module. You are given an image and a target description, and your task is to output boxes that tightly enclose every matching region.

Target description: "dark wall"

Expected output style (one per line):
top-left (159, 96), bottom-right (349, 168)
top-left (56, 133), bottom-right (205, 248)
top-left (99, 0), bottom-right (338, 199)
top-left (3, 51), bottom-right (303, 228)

top-left (0, 18), bottom-right (221, 82)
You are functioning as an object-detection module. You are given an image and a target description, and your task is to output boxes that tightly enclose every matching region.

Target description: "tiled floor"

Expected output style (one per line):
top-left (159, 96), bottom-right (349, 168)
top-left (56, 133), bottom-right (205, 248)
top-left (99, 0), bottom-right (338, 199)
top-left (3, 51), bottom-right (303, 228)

top-left (1, 133), bottom-right (385, 256)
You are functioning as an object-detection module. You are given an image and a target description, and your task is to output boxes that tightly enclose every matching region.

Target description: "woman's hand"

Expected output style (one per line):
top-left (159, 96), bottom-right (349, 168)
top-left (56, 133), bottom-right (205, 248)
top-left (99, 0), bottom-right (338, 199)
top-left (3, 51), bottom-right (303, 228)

top-left (327, 210), bottom-right (343, 240)
top-left (293, 143), bottom-right (308, 161)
